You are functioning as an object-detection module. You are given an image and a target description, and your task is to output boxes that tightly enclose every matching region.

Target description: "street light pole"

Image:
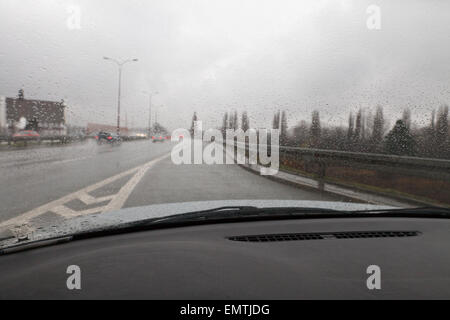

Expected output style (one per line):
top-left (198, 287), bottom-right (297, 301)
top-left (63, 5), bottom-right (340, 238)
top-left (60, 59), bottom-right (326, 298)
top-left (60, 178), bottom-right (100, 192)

top-left (143, 91), bottom-right (158, 136)
top-left (117, 65), bottom-right (122, 136)
top-left (103, 57), bottom-right (138, 136)
top-left (155, 104), bottom-right (164, 126)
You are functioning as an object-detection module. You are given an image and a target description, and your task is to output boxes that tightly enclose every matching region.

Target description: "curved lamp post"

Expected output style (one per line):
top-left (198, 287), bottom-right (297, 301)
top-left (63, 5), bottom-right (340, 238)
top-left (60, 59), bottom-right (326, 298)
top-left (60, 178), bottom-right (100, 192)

top-left (103, 57), bottom-right (138, 136)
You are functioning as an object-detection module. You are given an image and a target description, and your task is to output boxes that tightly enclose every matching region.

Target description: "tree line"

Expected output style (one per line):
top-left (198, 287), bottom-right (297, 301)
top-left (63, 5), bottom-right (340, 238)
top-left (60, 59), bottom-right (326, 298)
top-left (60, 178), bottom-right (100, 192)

top-left (190, 104), bottom-right (449, 159)
top-left (288, 105), bottom-right (449, 159)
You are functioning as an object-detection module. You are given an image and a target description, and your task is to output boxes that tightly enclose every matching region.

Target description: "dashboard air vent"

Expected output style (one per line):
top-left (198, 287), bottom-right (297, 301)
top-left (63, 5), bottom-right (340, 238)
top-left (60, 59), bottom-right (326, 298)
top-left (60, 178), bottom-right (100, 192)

top-left (228, 231), bottom-right (420, 242)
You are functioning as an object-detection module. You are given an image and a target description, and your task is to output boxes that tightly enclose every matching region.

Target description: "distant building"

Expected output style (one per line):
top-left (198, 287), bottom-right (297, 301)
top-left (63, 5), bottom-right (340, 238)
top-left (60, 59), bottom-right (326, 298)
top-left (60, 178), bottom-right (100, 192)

top-left (86, 123), bottom-right (129, 136)
top-left (0, 90), bottom-right (66, 136)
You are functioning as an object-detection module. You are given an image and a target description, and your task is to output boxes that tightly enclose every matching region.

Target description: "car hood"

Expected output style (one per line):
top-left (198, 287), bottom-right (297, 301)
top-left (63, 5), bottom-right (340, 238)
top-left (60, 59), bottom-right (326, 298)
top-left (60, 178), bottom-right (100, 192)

top-left (0, 200), bottom-right (395, 249)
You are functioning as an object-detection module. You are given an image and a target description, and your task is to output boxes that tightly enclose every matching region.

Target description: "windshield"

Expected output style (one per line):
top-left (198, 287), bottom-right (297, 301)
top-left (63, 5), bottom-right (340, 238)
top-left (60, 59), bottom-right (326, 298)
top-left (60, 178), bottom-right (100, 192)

top-left (0, 0), bottom-right (449, 237)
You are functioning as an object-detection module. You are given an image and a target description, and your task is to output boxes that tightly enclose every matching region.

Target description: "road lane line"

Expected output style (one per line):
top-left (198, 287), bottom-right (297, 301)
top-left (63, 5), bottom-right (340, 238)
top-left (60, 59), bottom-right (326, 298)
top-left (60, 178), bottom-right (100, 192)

top-left (103, 156), bottom-right (165, 213)
top-left (52, 205), bottom-right (110, 218)
top-left (79, 193), bottom-right (115, 205)
top-left (0, 153), bottom-right (170, 229)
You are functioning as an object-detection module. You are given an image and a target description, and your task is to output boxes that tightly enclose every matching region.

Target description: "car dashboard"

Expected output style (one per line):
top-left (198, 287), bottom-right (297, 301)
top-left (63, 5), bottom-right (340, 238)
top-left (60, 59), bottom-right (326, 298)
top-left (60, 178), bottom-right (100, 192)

top-left (0, 217), bottom-right (449, 299)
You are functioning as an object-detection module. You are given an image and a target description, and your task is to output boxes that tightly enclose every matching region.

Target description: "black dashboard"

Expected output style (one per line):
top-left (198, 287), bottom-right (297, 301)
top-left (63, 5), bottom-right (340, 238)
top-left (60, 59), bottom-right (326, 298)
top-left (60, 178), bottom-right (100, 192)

top-left (1, 217), bottom-right (450, 299)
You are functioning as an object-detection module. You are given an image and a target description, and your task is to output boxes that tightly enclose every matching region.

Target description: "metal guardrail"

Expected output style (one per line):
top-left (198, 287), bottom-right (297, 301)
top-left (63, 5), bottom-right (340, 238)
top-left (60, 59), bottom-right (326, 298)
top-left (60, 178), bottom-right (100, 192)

top-left (0, 135), bottom-right (69, 140)
top-left (0, 135), bottom-right (77, 144)
top-left (224, 139), bottom-right (450, 206)
top-left (229, 141), bottom-right (450, 179)
top-left (280, 146), bottom-right (450, 181)
top-left (0, 135), bottom-right (148, 145)
top-left (281, 146), bottom-right (450, 169)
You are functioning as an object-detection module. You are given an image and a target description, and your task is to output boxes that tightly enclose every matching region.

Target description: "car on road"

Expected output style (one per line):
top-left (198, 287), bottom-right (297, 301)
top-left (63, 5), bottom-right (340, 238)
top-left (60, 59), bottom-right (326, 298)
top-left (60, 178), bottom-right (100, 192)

top-left (11, 130), bottom-right (40, 142)
top-left (86, 132), bottom-right (98, 140)
top-left (95, 132), bottom-right (121, 145)
top-left (151, 134), bottom-right (169, 143)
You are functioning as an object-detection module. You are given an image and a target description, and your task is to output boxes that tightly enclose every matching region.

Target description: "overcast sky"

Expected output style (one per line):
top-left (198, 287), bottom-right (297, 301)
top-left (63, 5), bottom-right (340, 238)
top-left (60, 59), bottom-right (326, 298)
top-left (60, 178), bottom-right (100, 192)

top-left (0, 0), bottom-right (449, 131)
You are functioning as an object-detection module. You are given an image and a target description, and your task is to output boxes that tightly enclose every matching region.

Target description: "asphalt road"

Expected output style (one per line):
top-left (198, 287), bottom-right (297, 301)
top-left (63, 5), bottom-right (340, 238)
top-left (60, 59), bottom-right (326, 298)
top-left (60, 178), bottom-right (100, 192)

top-left (0, 139), bottom-right (348, 229)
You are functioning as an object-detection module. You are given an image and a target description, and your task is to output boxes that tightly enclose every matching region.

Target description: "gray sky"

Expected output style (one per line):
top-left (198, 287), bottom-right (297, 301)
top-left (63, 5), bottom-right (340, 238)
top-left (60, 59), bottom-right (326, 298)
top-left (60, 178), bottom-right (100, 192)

top-left (0, 0), bottom-right (449, 131)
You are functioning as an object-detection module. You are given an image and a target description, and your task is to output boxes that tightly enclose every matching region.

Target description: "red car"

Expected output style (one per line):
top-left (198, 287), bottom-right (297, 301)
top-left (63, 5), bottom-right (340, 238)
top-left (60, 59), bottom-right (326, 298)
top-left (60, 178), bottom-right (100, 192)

top-left (12, 130), bottom-right (40, 142)
top-left (152, 135), bottom-right (170, 143)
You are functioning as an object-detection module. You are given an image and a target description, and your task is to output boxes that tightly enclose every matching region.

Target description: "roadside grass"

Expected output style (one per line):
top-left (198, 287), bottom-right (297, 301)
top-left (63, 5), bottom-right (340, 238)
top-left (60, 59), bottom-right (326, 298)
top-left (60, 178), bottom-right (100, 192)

top-left (279, 163), bottom-right (450, 208)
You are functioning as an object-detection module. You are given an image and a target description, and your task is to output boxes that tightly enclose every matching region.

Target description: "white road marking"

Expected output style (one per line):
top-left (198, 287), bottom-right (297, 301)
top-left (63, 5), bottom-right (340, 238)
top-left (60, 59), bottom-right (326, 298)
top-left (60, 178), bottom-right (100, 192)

top-left (0, 156), bottom-right (92, 169)
top-left (0, 153), bottom-right (170, 229)
top-left (103, 159), bottom-right (160, 213)
top-left (52, 205), bottom-right (110, 218)
top-left (78, 193), bottom-right (114, 205)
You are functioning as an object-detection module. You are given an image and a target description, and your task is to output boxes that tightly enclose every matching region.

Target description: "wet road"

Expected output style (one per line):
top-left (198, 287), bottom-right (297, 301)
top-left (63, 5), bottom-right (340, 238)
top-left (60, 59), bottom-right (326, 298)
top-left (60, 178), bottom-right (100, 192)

top-left (0, 140), bottom-right (346, 229)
